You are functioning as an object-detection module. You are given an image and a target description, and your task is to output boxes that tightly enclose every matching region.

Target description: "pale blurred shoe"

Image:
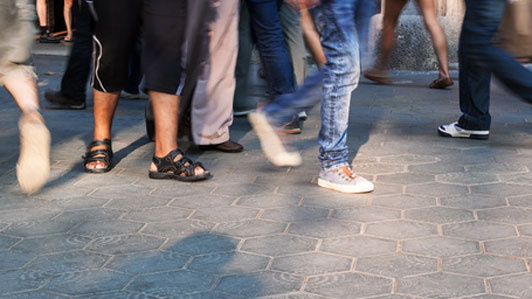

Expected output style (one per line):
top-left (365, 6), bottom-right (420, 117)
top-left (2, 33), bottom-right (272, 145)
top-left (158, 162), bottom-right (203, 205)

top-left (318, 166), bottom-right (374, 193)
top-left (248, 111), bottom-right (301, 167)
top-left (17, 112), bottom-right (51, 195)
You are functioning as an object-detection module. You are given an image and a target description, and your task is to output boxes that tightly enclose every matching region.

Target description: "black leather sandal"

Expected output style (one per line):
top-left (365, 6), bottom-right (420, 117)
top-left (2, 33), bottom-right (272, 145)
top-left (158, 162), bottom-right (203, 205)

top-left (149, 149), bottom-right (212, 182)
top-left (83, 139), bottom-right (113, 173)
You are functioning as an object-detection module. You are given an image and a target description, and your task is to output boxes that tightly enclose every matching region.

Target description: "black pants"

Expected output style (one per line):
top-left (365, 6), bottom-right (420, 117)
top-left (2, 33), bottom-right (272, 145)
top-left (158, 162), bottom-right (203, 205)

top-left (60, 0), bottom-right (92, 103)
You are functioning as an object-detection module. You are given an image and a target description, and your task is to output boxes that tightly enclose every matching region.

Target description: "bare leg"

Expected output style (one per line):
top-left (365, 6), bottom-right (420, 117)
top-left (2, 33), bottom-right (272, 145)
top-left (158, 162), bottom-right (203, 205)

top-left (417, 0), bottom-right (451, 80)
top-left (149, 91), bottom-right (205, 175)
top-left (64, 0), bottom-right (73, 40)
top-left (364, 0), bottom-right (407, 84)
top-left (85, 89), bottom-right (119, 170)
top-left (36, 0), bottom-right (47, 27)
top-left (300, 9), bottom-right (326, 69)
top-left (3, 72), bottom-right (39, 113)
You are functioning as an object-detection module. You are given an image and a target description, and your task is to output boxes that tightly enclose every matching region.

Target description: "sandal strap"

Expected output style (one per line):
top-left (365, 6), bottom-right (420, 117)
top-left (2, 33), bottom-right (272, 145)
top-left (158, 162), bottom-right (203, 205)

top-left (152, 149), bottom-right (204, 177)
top-left (86, 139), bottom-right (113, 159)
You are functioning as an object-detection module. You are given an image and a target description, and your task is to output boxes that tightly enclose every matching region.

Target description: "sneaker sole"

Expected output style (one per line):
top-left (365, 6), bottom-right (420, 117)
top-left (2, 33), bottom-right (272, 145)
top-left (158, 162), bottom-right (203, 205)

top-left (248, 112), bottom-right (301, 167)
top-left (317, 178), bottom-right (374, 194)
top-left (17, 116), bottom-right (51, 195)
top-left (437, 128), bottom-right (489, 140)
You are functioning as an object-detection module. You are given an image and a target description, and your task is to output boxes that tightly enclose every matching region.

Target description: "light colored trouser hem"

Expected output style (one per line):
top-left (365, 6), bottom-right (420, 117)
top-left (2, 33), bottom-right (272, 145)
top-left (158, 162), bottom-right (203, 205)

top-left (191, 0), bottom-right (239, 145)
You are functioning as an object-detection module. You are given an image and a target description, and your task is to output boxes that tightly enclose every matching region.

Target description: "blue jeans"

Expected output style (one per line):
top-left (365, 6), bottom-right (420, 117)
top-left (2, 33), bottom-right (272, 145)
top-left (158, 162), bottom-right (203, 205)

top-left (246, 0), bottom-right (295, 96)
top-left (264, 0), bottom-right (372, 170)
top-left (458, 0), bottom-right (532, 131)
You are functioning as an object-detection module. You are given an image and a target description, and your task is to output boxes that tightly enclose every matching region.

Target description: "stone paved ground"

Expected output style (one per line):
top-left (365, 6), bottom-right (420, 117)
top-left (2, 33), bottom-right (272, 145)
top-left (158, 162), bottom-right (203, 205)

top-left (0, 50), bottom-right (531, 298)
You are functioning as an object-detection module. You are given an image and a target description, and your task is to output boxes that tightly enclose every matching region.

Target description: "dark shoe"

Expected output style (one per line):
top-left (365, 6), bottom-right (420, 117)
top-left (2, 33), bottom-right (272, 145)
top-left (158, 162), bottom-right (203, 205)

top-left (83, 139), bottom-right (113, 173)
top-left (199, 140), bottom-right (244, 153)
top-left (280, 115), bottom-right (302, 135)
top-left (149, 149), bottom-right (212, 182)
top-left (429, 77), bottom-right (454, 89)
top-left (364, 69), bottom-right (392, 85)
top-left (44, 91), bottom-right (86, 110)
top-left (39, 33), bottom-right (60, 44)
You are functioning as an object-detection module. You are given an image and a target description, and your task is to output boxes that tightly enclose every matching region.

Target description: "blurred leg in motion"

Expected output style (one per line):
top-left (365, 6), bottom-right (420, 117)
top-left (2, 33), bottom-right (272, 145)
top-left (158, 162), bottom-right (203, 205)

top-left (64, 0), bottom-right (73, 41)
top-left (1, 0), bottom-right (50, 194)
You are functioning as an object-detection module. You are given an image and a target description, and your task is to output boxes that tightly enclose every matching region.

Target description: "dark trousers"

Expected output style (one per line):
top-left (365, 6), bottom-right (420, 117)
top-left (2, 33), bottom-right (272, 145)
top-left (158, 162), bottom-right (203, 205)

top-left (246, 0), bottom-right (295, 96)
top-left (458, 0), bottom-right (532, 130)
top-left (60, 0), bottom-right (92, 103)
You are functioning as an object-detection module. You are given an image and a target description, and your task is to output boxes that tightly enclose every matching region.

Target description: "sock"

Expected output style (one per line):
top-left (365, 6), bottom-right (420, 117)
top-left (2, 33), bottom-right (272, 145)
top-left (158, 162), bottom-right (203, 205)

top-left (40, 26), bottom-right (47, 35)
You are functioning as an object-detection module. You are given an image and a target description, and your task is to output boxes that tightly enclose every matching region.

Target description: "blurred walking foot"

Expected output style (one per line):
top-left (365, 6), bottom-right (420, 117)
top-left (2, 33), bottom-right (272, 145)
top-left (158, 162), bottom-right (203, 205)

top-left (318, 166), bottom-right (374, 194)
top-left (199, 140), bottom-right (244, 153)
top-left (364, 69), bottom-right (392, 85)
top-left (280, 115), bottom-right (302, 134)
top-left (44, 90), bottom-right (86, 110)
top-left (429, 77), bottom-right (454, 89)
top-left (248, 111), bottom-right (301, 167)
top-left (17, 111), bottom-right (51, 195)
top-left (39, 32), bottom-right (60, 43)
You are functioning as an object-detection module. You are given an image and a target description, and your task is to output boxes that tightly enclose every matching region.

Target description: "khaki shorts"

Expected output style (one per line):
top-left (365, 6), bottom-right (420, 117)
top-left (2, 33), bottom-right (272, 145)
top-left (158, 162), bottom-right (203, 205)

top-left (0, 0), bottom-right (37, 86)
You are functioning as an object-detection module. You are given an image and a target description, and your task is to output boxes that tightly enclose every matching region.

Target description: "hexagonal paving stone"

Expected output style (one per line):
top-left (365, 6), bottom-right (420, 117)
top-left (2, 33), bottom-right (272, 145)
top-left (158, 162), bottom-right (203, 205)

top-left (443, 255), bottom-right (527, 277)
top-left (352, 163), bottom-right (405, 175)
top-left (188, 252), bottom-right (270, 275)
top-left (397, 272), bottom-right (485, 298)
top-left (162, 234), bottom-right (239, 256)
top-left (257, 293), bottom-right (326, 299)
top-left (27, 251), bottom-right (109, 275)
top-left (1, 218), bottom-right (80, 238)
top-left (305, 272), bottom-right (392, 298)
top-left (0, 235), bottom-right (20, 250)
top-left (443, 221), bottom-right (517, 241)
top-left (405, 207), bottom-right (474, 224)
top-left (408, 163), bottom-right (465, 175)
top-left (477, 207), bottom-right (532, 224)
top-left (465, 163), bottom-right (528, 174)
top-left (0, 291), bottom-right (70, 298)
top-left (499, 173), bottom-right (532, 186)
top-left (121, 207), bottom-right (192, 223)
top-left (440, 195), bottom-right (507, 210)
top-left (371, 194), bottom-right (437, 209)
top-left (170, 194), bottom-right (236, 209)
top-left (236, 194), bottom-right (301, 208)
top-left (91, 185), bottom-right (155, 200)
top-left (380, 154), bottom-right (439, 165)
top-left (289, 219), bottom-right (360, 238)
top-left (0, 270), bottom-right (50, 295)
top-left (127, 270), bottom-right (214, 296)
top-left (402, 236), bottom-right (480, 257)
top-left (484, 237), bottom-right (532, 258)
top-left (333, 206), bottom-right (401, 223)
top-left (302, 195), bottom-right (370, 209)
top-left (0, 251), bottom-right (34, 271)
top-left (213, 220), bottom-right (287, 238)
top-left (75, 291), bottom-right (159, 299)
top-left (35, 185), bottom-right (95, 201)
top-left (41, 196), bottom-right (110, 211)
top-left (191, 206), bottom-right (259, 223)
top-left (74, 173), bottom-right (137, 188)
top-left (216, 271), bottom-right (303, 297)
top-left (436, 172), bottom-right (499, 186)
top-left (149, 183), bottom-right (214, 198)
top-left (70, 219), bottom-right (144, 238)
top-left (142, 219), bottom-right (215, 239)
top-left (460, 296), bottom-right (516, 299)
top-left (86, 235), bottom-right (165, 255)
top-left (320, 236), bottom-right (397, 257)
top-left (490, 273), bottom-right (532, 298)
top-left (377, 173), bottom-right (435, 185)
top-left (508, 195), bottom-right (532, 208)
top-left (44, 270), bottom-right (131, 296)
top-left (13, 235), bottom-right (90, 254)
top-left (471, 183), bottom-right (532, 197)
top-left (0, 208), bottom-right (60, 223)
top-left (105, 251), bottom-right (188, 275)
top-left (366, 183), bottom-right (404, 197)
top-left (365, 220), bottom-right (437, 239)
top-left (271, 252), bottom-right (352, 276)
top-left (241, 235), bottom-right (317, 257)
top-left (261, 207), bottom-right (329, 222)
top-left (406, 183), bottom-right (469, 197)
top-left (518, 224), bottom-right (532, 237)
top-left (214, 184), bottom-right (275, 197)
top-left (356, 254), bottom-right (437, 278)
top-left (104, 195), bottom-right (172, 209)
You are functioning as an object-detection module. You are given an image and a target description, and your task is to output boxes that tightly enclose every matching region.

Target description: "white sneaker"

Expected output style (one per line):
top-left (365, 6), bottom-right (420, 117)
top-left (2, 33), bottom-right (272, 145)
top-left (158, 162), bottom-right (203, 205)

top-left (248, 112), bottom-right (302, 167)
top-left (438, 122), bottom-right (489, 140)
top-left (318, 166), bottom-right (374, 194)
top-left (17, 112), bottom-right (51, 195)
